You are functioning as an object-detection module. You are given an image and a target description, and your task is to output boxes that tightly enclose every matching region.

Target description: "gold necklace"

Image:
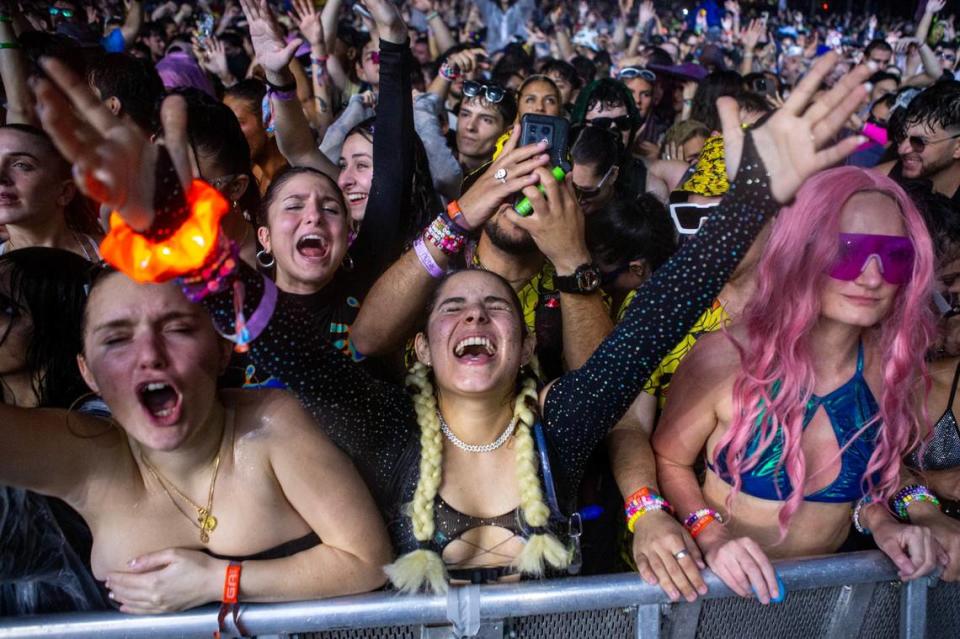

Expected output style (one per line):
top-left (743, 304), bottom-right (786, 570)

top-left (139, 420), bottom-right (229, 543)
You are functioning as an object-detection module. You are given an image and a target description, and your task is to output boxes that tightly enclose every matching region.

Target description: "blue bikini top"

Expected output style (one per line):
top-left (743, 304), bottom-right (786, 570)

top-left (709, 341), bottom-right (880, 503)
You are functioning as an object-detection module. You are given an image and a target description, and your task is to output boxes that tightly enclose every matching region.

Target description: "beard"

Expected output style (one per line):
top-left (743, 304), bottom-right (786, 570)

top-left (483, 210), bottom-right (539, 256)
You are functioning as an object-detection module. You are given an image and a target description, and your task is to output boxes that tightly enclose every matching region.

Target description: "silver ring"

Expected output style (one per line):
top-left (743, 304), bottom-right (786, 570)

top-left (673, 549), bottom-right (689, 560)
top-left (494, 168), bottom-right (508, 184)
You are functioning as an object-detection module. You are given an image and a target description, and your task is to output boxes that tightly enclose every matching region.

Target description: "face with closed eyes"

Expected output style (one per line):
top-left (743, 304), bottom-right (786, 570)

top-left (78, 273), bottom-right (230, 452)
top-left (415, 271), bottom-right (533, 398)
top-left (258, 172), bottom-right (350, 295)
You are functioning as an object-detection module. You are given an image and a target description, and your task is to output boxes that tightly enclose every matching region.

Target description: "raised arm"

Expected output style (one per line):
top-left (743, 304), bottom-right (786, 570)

top-left (119, 0), bottom-right (145, 47)
top-left (540, 53), bottom-right (874, 488)
top-left (240, 0), bottom-right (339, 177)
top-left (0, 16), bottom-right (36, 126)
top-left (346, 0), bottom-right (418, 295)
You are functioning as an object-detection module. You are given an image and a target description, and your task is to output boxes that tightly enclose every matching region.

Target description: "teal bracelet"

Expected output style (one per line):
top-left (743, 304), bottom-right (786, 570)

top-left (0, 15), bottom-right (11, 23)
top-left (0, 42), bottom-right (20, 49)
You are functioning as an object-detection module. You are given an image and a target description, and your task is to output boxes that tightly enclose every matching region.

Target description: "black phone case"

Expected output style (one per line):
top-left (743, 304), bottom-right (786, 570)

top-left (519, 114), bottom-right (571, 171)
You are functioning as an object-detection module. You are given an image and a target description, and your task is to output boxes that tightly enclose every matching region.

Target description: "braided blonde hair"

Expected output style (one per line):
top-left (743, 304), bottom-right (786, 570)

top-left (383, 363), bottom-right (570, 594)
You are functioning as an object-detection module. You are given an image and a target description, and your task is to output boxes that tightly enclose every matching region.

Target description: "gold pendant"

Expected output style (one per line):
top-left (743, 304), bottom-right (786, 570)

top-left (197, 509), bottom-right (217, 544)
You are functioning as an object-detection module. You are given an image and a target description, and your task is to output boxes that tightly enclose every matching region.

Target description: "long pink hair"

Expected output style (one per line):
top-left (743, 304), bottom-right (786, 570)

top-left (714, 166), bottom-right (936, 539)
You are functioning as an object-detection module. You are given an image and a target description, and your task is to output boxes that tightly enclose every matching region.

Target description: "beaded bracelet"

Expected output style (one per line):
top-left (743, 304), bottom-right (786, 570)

top-left (413, 235), bottom-right (444, 278)
top-left (891, 485), bottom-right (941, 521)
top-left (683, 508), bottom-right (724, 539)
top-left (852, 495), bottom-right (874, 535)
top-left (624, 487), bottom-right (672, 534)
top-left (424, 212), bottom-right (470, 255)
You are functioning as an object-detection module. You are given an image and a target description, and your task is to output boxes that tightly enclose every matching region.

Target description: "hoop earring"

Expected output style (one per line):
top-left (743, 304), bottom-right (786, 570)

top-left (341, 253), bottom-right (354, 272)
top-left (256, 249), bottom-right (275, 269)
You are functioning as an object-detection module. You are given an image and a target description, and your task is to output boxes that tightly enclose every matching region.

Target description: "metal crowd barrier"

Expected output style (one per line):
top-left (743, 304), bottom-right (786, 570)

top-left (0, 551), bottom-right (957, 639)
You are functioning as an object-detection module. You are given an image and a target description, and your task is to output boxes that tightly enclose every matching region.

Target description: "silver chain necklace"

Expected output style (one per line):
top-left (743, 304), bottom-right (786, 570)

top-left (437, 411), bottom-right (518, 453)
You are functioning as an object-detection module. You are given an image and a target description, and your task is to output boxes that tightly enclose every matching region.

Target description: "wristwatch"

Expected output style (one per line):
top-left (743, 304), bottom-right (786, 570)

top-left (555, 264), bottom-right (601, 294)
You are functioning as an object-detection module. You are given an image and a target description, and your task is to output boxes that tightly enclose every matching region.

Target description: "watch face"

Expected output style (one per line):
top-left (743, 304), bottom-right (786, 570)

top-left (577, 268), bottom-right (601, 292)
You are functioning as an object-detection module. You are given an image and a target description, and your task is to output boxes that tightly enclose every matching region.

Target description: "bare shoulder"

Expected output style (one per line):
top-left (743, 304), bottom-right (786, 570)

top-left (222, 388), bottom-right (332, 447)
top-left (676, 328), bottom-right (743, 389)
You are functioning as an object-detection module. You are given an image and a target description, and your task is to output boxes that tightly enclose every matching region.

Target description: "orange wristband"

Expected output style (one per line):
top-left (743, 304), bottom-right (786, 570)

top-left (222, 562), bottom-right (242, 603)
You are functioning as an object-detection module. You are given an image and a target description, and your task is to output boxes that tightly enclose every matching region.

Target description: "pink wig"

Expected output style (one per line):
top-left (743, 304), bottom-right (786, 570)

top-left (714, 166), bottom-right (935, 539)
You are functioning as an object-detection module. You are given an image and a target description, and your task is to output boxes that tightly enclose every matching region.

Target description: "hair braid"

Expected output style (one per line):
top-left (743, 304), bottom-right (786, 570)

top-left (383, 362), bottom-right (449, 594)
top-left (511, 377), bottom-right (571, 576)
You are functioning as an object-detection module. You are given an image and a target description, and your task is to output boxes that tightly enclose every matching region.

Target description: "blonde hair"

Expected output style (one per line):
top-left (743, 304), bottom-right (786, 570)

top-left (383, 363), bottom-right (570, 594)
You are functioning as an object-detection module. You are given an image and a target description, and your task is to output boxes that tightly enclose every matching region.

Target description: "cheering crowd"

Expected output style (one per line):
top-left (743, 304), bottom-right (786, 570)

top-left (1, 0), bottom-right (960, 626)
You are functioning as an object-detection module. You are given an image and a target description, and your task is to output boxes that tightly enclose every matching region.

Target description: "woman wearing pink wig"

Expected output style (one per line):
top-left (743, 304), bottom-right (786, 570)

top-left (654, 166), bottom-right (946, 603)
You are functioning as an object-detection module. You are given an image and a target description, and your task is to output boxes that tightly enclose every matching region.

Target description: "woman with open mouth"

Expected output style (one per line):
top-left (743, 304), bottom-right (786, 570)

top-left (31, 36), bottom-right (886, 595)
top-left (0, 259), bottom-right (391, 614)
top-left (239, 0), bottom-right (436, 379)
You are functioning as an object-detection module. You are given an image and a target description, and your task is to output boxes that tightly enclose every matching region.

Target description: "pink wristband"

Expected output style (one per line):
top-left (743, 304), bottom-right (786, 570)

top-left (413, 236), bottom-right (444, 279)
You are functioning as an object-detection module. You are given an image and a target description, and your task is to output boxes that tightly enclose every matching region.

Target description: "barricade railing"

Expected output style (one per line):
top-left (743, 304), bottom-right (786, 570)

top-left (0, 550), bottom-right (956, 639)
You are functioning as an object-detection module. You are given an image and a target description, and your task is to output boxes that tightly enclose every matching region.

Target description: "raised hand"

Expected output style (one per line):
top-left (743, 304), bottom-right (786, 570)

top-left (619, 0), bottom-right (635, 18)
top-left (455, 126), bottom-right (549, 230)
top-left (739, 18), bottom-right (763, 49)
top-left (194, 36), bottom-right (232, 81)
top-left (32, 58), bottom-right (171, 232)
top-left (291, 0), bottom-right (324, 48)
top-left (358, 0), bottom-right (407, 44)
top-left (510, 167), bottom-right (588, 273)
top-left (238, 0), bottom-right (301, 75)
top-left (927, 0), bottom-right (946, 15)
top-left (719, 51), bottom-right (871, 203)
top-left (724, 0), bottom-right (740, 14)
top-left (638, 0), bottom-right (655, 27)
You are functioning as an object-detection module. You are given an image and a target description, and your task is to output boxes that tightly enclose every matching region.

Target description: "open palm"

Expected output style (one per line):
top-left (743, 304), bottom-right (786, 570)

top-left (721, 52), bottom-right (872, 204)
top-left (238, 0), bottom-right (301, 74)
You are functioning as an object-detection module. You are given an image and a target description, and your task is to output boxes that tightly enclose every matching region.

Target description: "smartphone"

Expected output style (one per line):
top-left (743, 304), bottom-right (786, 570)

top-left (352, 3), bottom-right (372, 20)
top-left (518, 113), bottom-right (571, 172)
top-left (752, 77), bottom-right (777, 99)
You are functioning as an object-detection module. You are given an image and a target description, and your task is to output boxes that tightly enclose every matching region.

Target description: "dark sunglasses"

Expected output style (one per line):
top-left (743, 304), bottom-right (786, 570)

top-left (934, 290), bottom-right (960, 319)
top-left (586, 115), bottom-right (633, 132)
top-left (462, 80), bottom-right (506, 104)
top-left (617, 67), bottom-right (656, 82)
top-left (905, 132), bottom-right (960, 153)
top-left (48, 6), bottom-right (75, 17)
top-left (573, 164), bottom-right (616, 201)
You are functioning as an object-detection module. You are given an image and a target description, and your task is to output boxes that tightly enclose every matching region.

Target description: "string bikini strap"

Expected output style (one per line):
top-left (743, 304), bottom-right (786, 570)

top-left (855, 339), bottom-right (865, 373)
top-left (948, 358), bottom-right (960, 406)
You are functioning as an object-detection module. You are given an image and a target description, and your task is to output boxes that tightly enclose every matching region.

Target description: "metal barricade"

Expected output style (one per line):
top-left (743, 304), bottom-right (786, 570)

top-left (0, 551), bottom-right (956, 639)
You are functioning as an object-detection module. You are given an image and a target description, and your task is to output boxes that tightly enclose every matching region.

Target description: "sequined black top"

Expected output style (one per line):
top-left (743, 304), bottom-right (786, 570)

top-left (908, 359), bottom-right (960, 472)
top-left (201, 134), bottom-right (779, 554)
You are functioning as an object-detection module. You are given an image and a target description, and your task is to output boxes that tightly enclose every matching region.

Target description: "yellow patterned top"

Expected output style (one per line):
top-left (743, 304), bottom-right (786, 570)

top-left (642, 299), bottom-right (729, 408)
